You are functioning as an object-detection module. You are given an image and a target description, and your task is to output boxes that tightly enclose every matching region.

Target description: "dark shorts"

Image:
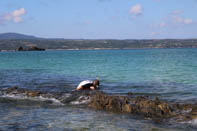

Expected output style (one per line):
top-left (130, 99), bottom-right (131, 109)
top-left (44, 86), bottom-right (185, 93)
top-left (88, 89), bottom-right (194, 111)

top-left (82, 83), bottom-right (94, 90)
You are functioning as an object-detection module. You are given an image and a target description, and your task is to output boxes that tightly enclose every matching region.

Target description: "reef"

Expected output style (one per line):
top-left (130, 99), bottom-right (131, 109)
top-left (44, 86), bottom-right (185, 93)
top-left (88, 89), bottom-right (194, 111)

top-left (1, 87), bottom-right (197, 123)
top-left (88, 91), bottom-right (197, 123)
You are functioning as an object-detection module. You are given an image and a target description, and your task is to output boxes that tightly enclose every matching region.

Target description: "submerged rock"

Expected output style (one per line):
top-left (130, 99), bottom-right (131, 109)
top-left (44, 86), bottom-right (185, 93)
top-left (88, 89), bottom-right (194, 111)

top-left (5, 86), bottom-right (19, 93)
top-left (26, 90), bottom-right (41, 97)
top-left (189, 106), bottom-right (197, 119)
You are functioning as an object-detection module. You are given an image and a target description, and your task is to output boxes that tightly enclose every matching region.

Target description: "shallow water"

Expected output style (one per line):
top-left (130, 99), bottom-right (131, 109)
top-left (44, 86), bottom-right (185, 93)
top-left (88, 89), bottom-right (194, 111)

top-left (1, 48), bottom-right (197, 130)
top-left (1, 101), bottom-right (196, 131)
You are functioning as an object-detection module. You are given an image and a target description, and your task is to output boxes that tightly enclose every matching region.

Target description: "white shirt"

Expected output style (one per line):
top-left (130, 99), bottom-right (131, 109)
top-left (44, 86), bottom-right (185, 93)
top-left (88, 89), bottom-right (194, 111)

top-left (77, 80), bottom-right (93, 89)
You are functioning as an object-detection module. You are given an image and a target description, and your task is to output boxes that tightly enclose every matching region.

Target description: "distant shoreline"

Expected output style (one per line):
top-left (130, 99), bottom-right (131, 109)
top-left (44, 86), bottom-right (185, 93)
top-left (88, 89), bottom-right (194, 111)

top-left (1, 38), bottom-right (197, 51)
top-left (1, 47), bottom-right (197, 53)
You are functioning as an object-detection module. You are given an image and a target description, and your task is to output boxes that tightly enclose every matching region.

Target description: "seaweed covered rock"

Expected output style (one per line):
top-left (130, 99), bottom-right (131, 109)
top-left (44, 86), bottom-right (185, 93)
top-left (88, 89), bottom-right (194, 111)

top-left (131, 96), bottom-right (174, 118)
top-left (26, 90), bottom-right (41, 97)
top-left (3, 87), bottom-right (41, 97)
top-left (88, 91), bottom-right (129, 112)
top-left (88, 91), bottom-right (175, 119)
top-left (4, 86), bottom-right (19, 94)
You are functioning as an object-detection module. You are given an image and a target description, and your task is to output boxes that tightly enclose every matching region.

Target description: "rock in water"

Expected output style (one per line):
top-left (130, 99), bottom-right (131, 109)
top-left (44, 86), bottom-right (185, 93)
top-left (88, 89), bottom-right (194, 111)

top-left (26, 90), bottom-right (41, 97)
top-left (88, 91), bottom-right (175, 119)
top-left (17, 46), bottom-right (45, 51)
top-left (2, 87), bottom-right (197, 122)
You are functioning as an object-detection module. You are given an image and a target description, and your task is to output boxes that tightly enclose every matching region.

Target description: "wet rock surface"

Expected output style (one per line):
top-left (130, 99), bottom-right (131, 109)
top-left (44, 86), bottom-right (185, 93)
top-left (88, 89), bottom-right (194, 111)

top-left (89, 91), bottom-right (174, 118)
top-left (1, 87), bottom-right (197, 122)
top-left (88, 91), bottom-right (197, 122)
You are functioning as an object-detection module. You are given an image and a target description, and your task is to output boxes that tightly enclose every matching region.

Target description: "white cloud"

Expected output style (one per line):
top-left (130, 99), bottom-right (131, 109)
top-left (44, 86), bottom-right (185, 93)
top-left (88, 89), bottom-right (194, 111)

top-left (172, 16), bottom-right (182, 23)
top-left (0, 8), bottom-right (26, 24)
top-left (159, 22), bottom-right (166, 27)
top-left (151, 32), bottom-right (157, 36)
top-left (151, 32), bottom-right (160, 36)
top-left (12, 8), bottom-right (26, 17)
top-left (14, 17), bottom-right (23, 23)
top-left (11, 8), bottom-right (26, 23)
top-left (129, 4), bottom-right (143, 16)
top-left (171, 10), bottom-right (183, 15)
top-left (170, 10), bottom-right (193, 25)
top-left (183, 19), bottom-right (193, 24)
top-left (172, 16), bottom-right (193, 25)
top-left (152, 10), bottom-right (193, 28)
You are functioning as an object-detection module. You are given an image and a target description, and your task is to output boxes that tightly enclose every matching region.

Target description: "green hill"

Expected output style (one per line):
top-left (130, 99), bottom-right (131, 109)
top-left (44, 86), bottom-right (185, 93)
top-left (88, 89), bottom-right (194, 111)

top-left (0, 33), bottom-right (41, 40)
top-left (0, 33), bottom-right (197, 51)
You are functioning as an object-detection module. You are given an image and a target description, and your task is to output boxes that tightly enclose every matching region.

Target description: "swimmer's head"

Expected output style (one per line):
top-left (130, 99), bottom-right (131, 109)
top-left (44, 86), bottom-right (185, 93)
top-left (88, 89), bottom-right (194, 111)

top-left (93, 79), bottom-right (100, 88)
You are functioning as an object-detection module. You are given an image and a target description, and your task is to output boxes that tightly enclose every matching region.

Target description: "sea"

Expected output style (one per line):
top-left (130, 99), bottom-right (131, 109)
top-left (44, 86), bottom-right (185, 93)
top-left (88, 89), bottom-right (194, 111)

top-left (0, 48), bottom-right (197, 131)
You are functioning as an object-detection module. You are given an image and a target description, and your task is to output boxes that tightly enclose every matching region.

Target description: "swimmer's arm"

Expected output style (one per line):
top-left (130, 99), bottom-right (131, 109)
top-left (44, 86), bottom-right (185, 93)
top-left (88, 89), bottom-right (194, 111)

top-left (90, 86), bottom-right (96, 90)
top-left (76, 86), bottom-right (83, 90)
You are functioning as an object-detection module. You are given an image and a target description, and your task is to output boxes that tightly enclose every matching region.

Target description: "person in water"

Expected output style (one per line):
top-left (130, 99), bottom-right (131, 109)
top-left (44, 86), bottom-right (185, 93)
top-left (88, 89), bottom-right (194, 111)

top-left (76, 80), bottom-right (100, 90)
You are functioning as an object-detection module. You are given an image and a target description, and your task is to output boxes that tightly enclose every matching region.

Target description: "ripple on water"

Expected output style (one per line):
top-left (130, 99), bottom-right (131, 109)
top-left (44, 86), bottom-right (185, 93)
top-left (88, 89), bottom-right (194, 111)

top-left (0, 102), bottom-right (196, 131)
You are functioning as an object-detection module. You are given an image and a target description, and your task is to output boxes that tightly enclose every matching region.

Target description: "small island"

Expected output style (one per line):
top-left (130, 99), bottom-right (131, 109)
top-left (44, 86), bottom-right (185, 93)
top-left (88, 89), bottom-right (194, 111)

top-left (17, 46), bottom-right (45, 51)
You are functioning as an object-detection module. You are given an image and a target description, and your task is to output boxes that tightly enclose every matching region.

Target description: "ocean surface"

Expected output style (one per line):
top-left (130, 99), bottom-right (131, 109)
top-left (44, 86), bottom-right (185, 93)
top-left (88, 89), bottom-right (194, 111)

top-left (1, 48), bottom-right (197, 130)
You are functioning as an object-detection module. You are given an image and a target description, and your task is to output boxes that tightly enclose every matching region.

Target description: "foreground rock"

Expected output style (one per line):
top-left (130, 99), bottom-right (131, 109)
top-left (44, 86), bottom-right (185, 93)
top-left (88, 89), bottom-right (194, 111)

top-left (88, 92), bottom-right (175, 119)
top-left (88, 91), bottom-right (197, 122)
top-left (1, 87), bottom-right (197, 122)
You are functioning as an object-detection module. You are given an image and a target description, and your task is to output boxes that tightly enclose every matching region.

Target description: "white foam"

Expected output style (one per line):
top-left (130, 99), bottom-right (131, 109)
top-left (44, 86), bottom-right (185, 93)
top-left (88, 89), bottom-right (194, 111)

top-left (191, 118), bottom-right (197, 125)
top-left (181, 109), bottom-right (192, 114)
top-left (0, 93), bottom-right (64, 105)
top-left (37, 96), bottom-right (64, 105)
top-left (70, 96), bottom-right (90, 105)
top-left (1, 94), bottom-right (26, 99)
top-left (0, 92), bottom-right (91, 105)
top-left (178, 117), bottom-right (197, 127)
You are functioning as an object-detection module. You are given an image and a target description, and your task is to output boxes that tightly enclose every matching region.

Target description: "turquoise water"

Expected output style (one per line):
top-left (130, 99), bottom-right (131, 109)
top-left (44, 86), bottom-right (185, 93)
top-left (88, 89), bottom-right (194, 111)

top-left (1, 48), bottom-right (197, 130)
top-left (1, 48), bottom-right (197, 101)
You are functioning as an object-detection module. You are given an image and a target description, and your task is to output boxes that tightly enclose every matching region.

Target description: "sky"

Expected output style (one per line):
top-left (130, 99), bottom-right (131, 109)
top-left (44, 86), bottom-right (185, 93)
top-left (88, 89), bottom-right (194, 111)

top-left (0, 0), bottom-right (197, 39)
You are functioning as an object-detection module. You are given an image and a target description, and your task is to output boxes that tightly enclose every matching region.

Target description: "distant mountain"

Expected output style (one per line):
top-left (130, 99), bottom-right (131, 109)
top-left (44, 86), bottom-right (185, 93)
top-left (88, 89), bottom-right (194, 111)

top-left (0, 33), bottom-right (42, 40)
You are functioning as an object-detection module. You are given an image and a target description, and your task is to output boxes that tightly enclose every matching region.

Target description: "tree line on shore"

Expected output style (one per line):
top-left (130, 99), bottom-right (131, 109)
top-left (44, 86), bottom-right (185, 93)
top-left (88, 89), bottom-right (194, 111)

top-left (0, 39), bottom-right (197, 51)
